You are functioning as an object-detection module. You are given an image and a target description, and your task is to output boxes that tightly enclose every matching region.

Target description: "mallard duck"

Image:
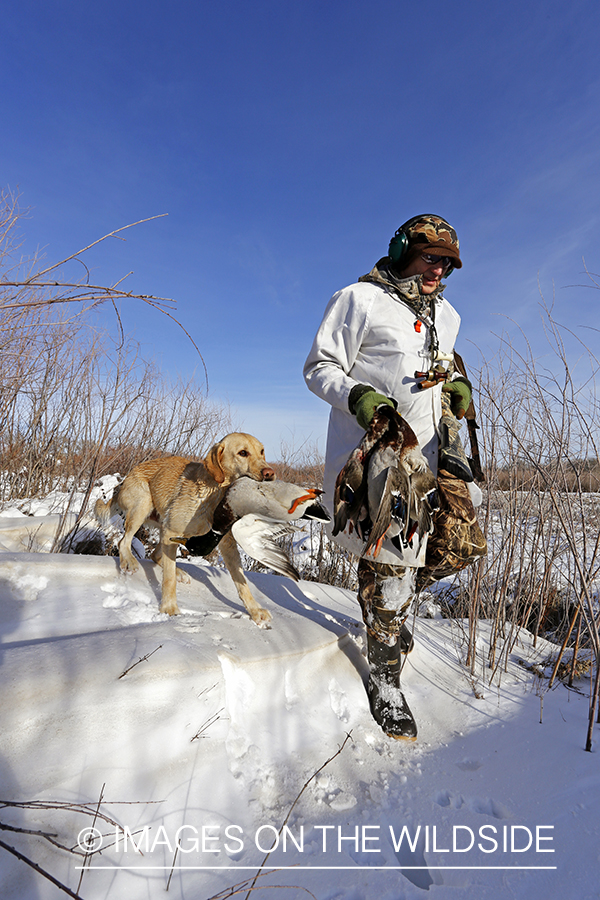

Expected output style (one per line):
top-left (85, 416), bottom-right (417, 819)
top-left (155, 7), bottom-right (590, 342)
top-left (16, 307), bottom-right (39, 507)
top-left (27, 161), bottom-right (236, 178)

top-left (334, 406), bottom-right (438, 559)
top-left (332, 407), bottom-right (395, 540)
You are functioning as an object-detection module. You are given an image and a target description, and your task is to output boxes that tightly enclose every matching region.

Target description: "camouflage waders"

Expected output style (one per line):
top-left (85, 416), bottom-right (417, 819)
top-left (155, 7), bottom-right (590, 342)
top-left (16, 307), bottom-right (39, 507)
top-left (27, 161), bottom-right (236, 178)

top-left (358, 559), bottom-right (419, 740)
top-left (357, 559), bottom-right (416, 646)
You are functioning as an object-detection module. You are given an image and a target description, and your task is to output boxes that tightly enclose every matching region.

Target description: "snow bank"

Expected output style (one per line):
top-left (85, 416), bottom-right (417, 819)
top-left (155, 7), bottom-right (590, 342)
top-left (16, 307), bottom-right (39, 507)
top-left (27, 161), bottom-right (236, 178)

top-left (0, 519), bottom-right (598, 899)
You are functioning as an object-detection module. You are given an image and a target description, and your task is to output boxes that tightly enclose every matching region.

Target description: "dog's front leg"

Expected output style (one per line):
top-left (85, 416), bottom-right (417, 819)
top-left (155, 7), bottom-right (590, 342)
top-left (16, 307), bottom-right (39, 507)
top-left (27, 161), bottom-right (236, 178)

top-left (159, 540), bottom-right (180, 615)
top-left (219, 532), bottom-right (272, 628)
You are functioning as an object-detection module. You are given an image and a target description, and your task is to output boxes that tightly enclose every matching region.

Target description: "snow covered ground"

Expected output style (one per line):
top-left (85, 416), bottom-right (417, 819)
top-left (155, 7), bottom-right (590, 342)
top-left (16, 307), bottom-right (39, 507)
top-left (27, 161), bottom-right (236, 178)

top-left (0, 504), bottom-right (598, 900)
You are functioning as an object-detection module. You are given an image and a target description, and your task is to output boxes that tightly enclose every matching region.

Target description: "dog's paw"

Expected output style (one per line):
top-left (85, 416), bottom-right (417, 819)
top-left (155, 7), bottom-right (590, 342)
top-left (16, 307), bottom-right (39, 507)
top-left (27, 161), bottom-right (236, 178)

top-left (252, 607), bottom-right (272, 629)
top-left (159, 601), bottom-right (180, 616)
top-left (120, 559), bottom-right (139, 575)
top-left (176, 568), bottom-right (191, 585)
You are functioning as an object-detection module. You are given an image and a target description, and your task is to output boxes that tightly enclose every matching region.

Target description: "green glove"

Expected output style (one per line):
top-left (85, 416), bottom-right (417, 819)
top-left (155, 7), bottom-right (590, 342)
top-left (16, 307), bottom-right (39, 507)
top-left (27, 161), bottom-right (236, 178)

top-left (442, 376), bottom-right (472, 419)
top-left (349, 384), bottom-right (395, 431)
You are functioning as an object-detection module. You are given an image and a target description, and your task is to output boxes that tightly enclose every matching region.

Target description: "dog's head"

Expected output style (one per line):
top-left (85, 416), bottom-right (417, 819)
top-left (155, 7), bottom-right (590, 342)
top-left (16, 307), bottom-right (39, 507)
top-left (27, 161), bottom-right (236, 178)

top-left (204, 433), bottom-right (275, 486)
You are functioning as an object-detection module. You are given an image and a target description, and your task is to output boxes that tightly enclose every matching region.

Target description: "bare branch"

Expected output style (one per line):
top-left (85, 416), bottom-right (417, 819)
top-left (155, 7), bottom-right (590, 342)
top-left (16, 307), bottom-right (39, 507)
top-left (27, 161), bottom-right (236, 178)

top-left (25, 214), bottom-right (169, 282)
top-left (240, 733), bottom-right (352, 900)
top-left (0, 838), bottom-right (85, 900)
top-left (118, 646), bottom-right (163, 679)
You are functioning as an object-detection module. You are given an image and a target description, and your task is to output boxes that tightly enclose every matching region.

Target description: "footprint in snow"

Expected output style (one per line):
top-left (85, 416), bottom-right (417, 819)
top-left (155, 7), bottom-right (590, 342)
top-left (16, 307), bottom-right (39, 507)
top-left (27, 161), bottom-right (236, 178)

top-left (435, 789), bottom-right (510, 819)
top-left (456, 758), bottom-right (483, 771)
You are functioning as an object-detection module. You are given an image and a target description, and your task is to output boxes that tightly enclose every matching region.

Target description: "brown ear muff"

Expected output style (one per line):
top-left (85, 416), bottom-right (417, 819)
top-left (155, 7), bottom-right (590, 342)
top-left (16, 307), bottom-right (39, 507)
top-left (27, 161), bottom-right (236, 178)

top-left (205, 443), bottom-right (226, 484)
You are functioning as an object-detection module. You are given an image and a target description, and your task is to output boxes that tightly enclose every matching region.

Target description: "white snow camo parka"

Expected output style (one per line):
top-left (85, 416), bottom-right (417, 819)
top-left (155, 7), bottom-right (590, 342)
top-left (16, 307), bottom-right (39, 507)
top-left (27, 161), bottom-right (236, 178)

top-left (304, 275), bottom-right (460, 565)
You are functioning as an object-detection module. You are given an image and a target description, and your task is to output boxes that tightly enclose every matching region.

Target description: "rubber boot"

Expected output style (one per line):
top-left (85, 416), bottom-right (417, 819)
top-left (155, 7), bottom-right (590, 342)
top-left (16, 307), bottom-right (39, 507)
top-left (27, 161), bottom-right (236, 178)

top-left (366, 633), bottom-right (417, 741)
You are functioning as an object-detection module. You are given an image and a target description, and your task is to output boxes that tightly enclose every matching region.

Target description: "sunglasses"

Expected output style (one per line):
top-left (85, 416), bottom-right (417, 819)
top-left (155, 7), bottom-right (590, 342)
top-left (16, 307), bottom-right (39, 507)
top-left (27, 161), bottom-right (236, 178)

top-left (421, 253), bottom-right (453, 271)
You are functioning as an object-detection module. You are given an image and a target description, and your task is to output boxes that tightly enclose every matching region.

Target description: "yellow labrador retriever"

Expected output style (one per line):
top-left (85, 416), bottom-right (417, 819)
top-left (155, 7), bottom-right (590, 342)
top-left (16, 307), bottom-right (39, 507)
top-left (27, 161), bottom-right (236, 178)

top-left (95, 433), bottom-right (275, 626)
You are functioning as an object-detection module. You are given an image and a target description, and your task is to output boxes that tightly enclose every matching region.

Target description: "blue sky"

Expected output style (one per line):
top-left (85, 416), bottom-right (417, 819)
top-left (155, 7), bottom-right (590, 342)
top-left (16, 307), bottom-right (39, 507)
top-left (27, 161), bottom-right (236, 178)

top-left (3, 0), bottom-right (599, 458)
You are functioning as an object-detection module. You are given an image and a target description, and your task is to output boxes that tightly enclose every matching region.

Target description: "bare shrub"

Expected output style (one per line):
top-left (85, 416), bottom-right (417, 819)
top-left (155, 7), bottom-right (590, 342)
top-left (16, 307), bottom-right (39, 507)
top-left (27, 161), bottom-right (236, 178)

top-left (271, 436), bottom-right (325, 487)
top-left (454, 301), bottom-right (600, 748)
top-left (0, 188), bottom-right (232, 543)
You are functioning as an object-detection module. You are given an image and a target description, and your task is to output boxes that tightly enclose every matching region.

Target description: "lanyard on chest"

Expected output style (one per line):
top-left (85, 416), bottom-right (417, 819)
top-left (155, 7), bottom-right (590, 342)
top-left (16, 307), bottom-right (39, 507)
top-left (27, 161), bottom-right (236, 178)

top-left (412, 302), bottom-right (454, 387)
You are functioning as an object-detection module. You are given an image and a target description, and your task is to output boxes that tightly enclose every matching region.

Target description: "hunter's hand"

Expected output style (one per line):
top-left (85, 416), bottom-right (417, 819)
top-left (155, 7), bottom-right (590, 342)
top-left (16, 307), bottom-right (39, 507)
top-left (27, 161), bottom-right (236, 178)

top-left (348, 384), bottom-right (395, 430)
top-left (442, 377), bottom-right (472, 419)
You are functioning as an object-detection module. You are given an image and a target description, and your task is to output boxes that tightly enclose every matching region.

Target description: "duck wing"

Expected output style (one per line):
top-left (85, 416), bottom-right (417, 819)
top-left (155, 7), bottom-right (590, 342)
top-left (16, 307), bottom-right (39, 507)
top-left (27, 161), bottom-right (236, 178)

top-left (364, 463), bottom-right (411, 558)
top-left (332, 450), bottom-right (366, 536)
top-left (386, 469), bottom-right (438, 556)
top-left (407, 469), bottom-right (439, 540)
top-left (231, 515), bottom-right (300, 580)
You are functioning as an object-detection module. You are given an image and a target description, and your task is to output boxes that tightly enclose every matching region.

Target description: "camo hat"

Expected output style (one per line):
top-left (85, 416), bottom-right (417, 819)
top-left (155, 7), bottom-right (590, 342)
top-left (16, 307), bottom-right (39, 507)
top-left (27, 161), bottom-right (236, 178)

top-left (399, 214), bottom-right (462, 269)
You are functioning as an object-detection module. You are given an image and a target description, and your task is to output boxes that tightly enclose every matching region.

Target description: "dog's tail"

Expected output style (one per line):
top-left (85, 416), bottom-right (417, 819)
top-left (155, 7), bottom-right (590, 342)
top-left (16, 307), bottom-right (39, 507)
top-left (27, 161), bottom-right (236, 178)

top-left (94, 487), bottom-right (121, 527)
